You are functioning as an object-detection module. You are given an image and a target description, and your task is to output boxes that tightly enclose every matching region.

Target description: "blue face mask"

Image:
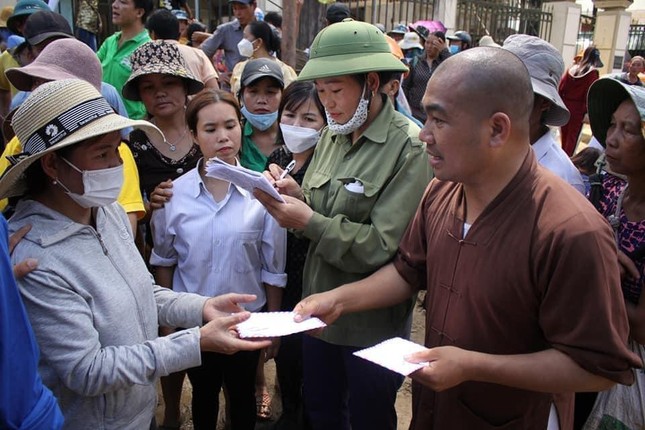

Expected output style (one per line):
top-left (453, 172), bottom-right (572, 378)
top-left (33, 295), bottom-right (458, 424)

top-left (449, 45), bottom-right (460, 54)
top-left (241, 106), bottom-right (278, 131)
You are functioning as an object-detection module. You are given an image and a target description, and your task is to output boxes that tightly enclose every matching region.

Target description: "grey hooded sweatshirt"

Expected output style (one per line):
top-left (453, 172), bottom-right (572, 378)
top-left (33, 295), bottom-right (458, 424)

top-left (9, 199), bottom-right (208, 430)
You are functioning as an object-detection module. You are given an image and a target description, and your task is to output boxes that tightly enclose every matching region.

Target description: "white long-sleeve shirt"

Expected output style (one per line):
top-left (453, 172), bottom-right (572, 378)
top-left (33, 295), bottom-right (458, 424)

top-left (532, 131), bottom-right (585, 195)
top-left (151, 162), bottom-right (287, 312)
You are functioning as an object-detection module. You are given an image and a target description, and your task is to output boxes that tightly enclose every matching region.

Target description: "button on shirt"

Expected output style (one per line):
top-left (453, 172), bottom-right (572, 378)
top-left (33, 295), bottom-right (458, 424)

top-left (532, 131), bottom-right (585, 194)
top-left (150, 162), bottom-right (287, 311)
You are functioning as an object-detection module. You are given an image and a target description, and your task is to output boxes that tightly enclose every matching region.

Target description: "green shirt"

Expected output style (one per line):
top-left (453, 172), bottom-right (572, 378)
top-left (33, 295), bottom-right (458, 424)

top-left (301, 99), bottom-right (432, 347)
top-left (240, 121), bottom-right (270, 172)
top-left (97, 29), bottom-right (150, 120)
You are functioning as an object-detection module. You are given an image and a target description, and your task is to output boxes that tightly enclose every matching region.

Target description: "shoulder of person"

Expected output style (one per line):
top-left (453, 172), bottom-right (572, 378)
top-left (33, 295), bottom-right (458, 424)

top-left (217, 19), bottom-right (239, 31)
top-left (388, 109), bottom-right (424, 148)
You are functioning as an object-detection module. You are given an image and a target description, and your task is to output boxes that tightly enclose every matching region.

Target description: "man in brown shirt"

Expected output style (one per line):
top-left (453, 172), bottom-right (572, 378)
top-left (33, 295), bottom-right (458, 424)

top-left (294, 48), bottom-right (640, 429)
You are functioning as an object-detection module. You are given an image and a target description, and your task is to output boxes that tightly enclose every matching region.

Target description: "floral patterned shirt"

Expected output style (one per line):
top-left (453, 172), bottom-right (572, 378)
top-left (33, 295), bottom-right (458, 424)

top-left (599, 173), bottom-right (645, 304)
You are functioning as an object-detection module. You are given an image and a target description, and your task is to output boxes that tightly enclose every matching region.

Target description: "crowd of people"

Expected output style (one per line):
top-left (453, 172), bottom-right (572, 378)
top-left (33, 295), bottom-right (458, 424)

top-left (0, 1), bottom-right (644, 430)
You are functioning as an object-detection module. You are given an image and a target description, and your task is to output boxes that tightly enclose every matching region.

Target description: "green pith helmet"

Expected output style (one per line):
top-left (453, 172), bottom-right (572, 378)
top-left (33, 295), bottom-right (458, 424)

top-left (298, 19), bottom-right (409, 81)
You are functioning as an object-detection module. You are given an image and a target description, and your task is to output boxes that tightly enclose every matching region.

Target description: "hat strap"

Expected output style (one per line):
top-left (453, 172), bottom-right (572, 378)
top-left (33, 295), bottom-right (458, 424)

top-left (23, 97), bottom-right (115, 156)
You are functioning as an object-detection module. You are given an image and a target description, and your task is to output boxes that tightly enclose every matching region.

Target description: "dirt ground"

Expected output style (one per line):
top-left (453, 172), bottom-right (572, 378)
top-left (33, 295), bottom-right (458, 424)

top-left (156, 296), bottom-right (426, 430)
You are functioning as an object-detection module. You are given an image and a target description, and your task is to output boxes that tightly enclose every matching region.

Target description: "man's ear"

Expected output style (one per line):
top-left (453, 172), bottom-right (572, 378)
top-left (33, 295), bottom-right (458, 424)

top-left (488, 112), bottom-right (511, 149)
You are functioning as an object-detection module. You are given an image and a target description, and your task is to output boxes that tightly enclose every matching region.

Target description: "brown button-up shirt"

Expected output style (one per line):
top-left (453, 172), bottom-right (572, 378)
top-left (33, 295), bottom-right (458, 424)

top-left (394, 150), bottom-right (640, 429)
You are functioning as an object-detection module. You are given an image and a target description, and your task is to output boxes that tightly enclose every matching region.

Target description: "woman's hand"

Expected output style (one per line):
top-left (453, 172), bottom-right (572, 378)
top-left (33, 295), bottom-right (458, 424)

top-left (9, 224), bottom-right (38, 278)
top-left (199, 312), bottom-right (272, 354)
top-left (254, 190), bottom-right (313, 230)
top-left (150, 179), bottom-right (174, 210)
top-left (264, 163), bottom-right (305, 200)
top-left (202, 293), bottom-right (258, 322)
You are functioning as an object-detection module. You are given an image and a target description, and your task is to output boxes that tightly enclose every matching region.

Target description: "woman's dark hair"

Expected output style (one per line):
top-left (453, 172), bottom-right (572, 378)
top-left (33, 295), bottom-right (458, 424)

top-left (23, 144), bottom-right (77, 196)
top-left (247, 21), bottom-right (281, 55)
top-left (575, 46), bottom-right (602, 76)
top-left (571, 147), bottom-right (602, 176)
top-left (278, 81), bottom-right (326, 124)
top-left (133, 0), bottom-right (154, 23)
top-left (186, 89), bottom-right (242, 134)
top-left (186, 21), bottom-right (207, 47)
top-left (264, 12), bottom-right (282, 29)
top-left (354, 72), bottom-right (399, 94)
top-left (146, 9), bottom-right (180, 40)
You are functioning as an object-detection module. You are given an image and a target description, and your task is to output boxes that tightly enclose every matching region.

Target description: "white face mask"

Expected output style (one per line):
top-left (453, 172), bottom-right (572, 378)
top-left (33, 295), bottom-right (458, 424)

top-left (237, 38), bottom-right (255, 58)
top-left (56, 157), bottom-right (124, 208)
top-left (280, 123), bottom-right (321, 153)
top-left (325, 85), bottom-right (370, 135)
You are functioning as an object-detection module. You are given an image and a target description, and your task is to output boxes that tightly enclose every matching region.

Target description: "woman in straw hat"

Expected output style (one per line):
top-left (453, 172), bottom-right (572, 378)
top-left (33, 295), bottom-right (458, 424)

top-left (2, 79), bottom-right (270, 430)
top-left (579, 78), bottom-right (645, 429)
top-left (255, 19), bottom-right (432, 430)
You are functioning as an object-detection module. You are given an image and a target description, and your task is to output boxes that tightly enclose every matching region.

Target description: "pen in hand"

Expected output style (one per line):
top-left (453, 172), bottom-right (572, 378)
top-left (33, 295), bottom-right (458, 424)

top-left (278, 160), bottom-right (297, 181)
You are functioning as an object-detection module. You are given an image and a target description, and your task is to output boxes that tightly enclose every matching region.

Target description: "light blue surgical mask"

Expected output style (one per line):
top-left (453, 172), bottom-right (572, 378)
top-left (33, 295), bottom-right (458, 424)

top-left (449, 45), bottom-right (460, 54)
top-left (241, 106), bottom-right (278, 131)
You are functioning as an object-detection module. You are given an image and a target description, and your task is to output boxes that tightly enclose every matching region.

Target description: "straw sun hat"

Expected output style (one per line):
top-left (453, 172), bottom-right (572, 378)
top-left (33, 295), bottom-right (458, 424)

top-left (0, 79), bottom-right (162, 199)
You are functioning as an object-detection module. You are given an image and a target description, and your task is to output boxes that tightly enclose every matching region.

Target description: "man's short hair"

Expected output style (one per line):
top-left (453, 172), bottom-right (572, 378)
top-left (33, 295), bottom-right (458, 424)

top-left (264, 11), bottom-right (282, 29)
top-left (146, 9), bottom-right (179, 40)
top-left (326, 2), bottom-right (350, 24)
top-left (134, 0), bottom-right (154, 23)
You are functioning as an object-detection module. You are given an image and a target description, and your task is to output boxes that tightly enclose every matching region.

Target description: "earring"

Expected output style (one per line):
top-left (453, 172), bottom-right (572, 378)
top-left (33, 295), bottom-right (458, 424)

top-left (52, 179), bottom-right (58, 185)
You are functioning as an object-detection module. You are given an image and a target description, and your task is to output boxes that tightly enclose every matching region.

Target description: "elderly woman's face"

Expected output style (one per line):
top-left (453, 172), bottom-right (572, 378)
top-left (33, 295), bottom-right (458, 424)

top-left (605, 99), bottom-right (645, 176)
top-left (138, 74), bottom-right (187, 117)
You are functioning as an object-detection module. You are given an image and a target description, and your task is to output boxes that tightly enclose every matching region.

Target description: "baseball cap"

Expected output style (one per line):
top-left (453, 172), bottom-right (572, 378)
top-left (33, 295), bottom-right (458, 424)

top-left (171, 9), bottom-right (189, 21)
top-left (326, 2), bottom-right (350, 24)
top-left (502, 34), bottom-right (570, 127)
top-left (447, 30), bottom-right (472, 45)
top-left (6, 0), bottom-right (49, 34)
top-left (7, 35), bottom-right (25, 51)
top-left (228, 0), bottom-right (254, 4)
top-left (388, 23), bottom-right (407, 36)
top-left (240, 58), bottom-right (284, 89)
top-left (23, 10), bottom-right (73, 46)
